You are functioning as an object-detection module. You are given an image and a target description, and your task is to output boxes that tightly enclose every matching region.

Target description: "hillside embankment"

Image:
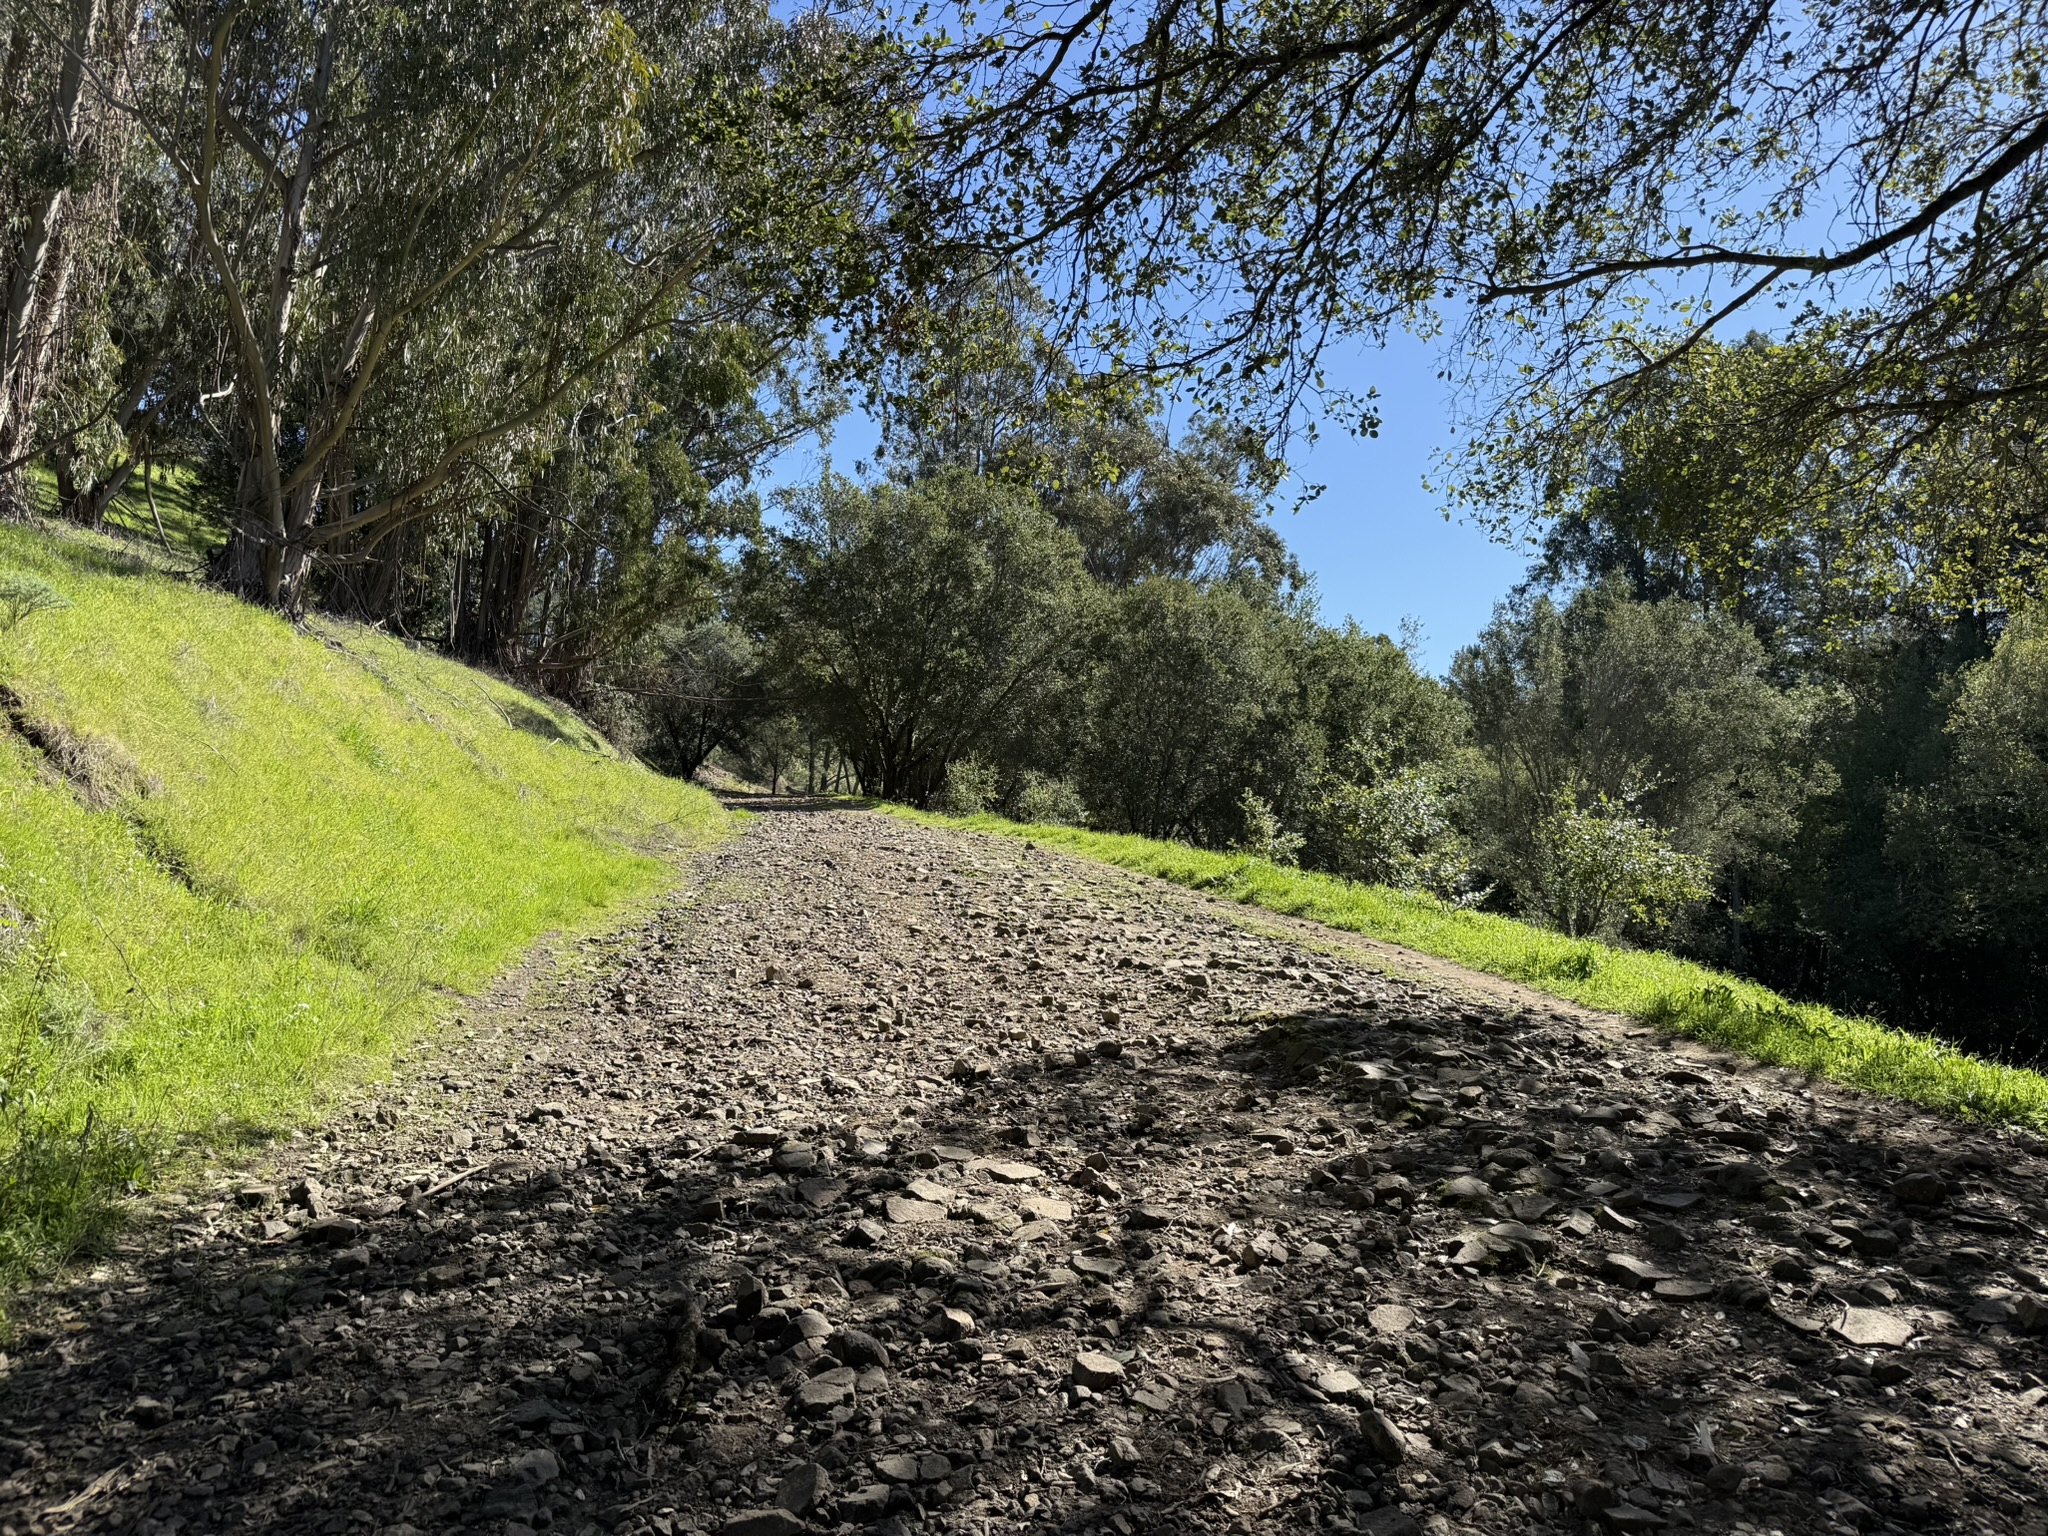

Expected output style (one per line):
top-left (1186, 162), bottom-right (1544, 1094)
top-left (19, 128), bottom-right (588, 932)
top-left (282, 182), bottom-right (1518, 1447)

top-left (0, 522), bottom-right (723, 1275)
top-left (3, 806), bottom-right (2043, 1536)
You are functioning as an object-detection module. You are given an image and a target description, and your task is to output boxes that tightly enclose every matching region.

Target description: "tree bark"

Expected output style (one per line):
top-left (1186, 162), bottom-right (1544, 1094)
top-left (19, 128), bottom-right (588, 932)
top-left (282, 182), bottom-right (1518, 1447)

top-left (0, 0), bottom-right (104, 511)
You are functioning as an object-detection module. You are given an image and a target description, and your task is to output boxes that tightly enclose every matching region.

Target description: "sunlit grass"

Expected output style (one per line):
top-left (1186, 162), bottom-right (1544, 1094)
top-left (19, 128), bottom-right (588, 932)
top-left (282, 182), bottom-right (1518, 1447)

top-left (894, 808), bottom-right (2048, 1134)
top-left (0, 522), bottom-right (725, 1280)
top-left (24, 460), bottom-right (219, 564)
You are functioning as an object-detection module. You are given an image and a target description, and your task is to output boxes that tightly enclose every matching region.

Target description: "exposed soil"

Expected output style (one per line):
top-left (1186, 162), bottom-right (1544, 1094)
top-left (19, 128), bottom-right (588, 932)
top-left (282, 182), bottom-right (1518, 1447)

top-left (5, 804), bottom-right (2048, 1536)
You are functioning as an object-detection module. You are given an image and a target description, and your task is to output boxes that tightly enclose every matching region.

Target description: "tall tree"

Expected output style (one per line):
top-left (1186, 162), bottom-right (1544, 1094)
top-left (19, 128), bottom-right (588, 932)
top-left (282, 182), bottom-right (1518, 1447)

top-left (0, 0), bottom-right (138, 509)
top-left (127, 0), bottom-right (892, 607)
top-left (747, 470), bottom-right (1093, 802)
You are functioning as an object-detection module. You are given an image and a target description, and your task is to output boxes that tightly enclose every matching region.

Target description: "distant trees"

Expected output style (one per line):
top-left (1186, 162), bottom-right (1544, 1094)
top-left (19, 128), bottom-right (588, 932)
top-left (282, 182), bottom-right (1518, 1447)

top-left (745, 471), bottom-right (1094, 803)
top-left (1077, 580), bottom-right (1287, 840)
top-left (1453, 581), bottom-right (1819, 919)
top-left (616, 620), bottom-right (769, 780)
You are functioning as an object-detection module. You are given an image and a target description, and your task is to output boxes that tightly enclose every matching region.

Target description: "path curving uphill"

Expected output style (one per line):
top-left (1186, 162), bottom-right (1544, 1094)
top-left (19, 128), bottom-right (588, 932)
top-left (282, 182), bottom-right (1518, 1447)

top-left (4, 804), bottom-right (2046, 1536)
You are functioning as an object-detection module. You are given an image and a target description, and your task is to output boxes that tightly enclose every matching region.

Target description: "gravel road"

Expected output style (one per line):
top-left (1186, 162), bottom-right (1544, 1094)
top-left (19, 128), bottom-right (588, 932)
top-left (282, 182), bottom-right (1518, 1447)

top-left (4, 803), bottom-right (2047, 1536)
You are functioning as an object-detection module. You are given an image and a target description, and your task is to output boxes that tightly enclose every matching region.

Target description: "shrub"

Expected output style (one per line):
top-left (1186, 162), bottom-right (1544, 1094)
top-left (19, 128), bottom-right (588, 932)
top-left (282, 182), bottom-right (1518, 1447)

top-left (0, 570), bottom-right (69, 633)
top-left (937, 757), bottom-right (1000, 815)
top-left (1529, 792), bottom-right (1711, 938)
top-left (1012, 770), bottom-right (1087, 826)
top-left (1232, 788), bottom-right (1303, 865)
top-left (1303, 742), bottom-right (1473, 899)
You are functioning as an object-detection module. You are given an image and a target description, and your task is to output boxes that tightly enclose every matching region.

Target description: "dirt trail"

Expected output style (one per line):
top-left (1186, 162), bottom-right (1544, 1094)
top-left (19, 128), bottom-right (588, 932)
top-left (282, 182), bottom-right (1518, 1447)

top-left (5, 805), bottom-right (2047, 1536)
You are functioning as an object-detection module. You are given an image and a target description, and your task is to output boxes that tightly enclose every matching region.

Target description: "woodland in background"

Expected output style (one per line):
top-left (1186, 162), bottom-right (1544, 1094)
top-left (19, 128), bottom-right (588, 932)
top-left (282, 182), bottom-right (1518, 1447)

top-left (3, 1), bottom-right (2047, 1058)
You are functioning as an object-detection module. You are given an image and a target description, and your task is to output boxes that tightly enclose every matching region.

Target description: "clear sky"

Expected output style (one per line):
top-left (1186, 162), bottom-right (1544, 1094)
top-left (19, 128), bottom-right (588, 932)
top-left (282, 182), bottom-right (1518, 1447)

top-left (1254, 327), bottom-right (1532, 674)
top-left (757, 325), bottom-right (1533, 676)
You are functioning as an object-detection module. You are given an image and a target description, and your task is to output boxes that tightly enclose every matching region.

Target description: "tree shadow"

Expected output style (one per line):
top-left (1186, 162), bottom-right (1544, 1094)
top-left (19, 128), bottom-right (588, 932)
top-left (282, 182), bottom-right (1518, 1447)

top-left (4, 993), bottom-right (2042, 1536)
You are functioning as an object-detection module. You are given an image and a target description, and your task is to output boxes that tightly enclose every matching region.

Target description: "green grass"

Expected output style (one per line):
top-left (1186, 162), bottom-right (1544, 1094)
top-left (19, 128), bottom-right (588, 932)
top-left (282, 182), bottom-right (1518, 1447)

top-left (98, 462), bottom-right (220, 559)
top-left (0, 522), bottom-right (724, 1280)
top-left (893, 808), bottom-right (2048, 1136)
top-left (25, 460), bottom-right (220, 564)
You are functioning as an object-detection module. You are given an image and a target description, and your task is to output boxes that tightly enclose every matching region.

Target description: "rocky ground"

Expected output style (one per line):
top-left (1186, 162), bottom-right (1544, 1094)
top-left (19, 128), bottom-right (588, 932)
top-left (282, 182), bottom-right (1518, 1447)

top-left (4, 803), bottom-right (2048, 1536)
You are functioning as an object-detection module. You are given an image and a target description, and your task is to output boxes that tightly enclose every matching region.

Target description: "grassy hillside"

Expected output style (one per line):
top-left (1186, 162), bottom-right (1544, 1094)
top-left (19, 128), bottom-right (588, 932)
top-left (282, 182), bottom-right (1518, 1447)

top-left (0, 522), bottom-right (723, 1279)
top-left (897, 809), bottom-right (2048, 1136)
top-left (25, 460), bottom-right (220, 564)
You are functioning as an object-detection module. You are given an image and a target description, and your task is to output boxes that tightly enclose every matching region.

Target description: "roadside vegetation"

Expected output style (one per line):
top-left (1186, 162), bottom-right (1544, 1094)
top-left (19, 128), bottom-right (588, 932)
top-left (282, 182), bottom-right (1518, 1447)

top-left (895, 808), bottom-right (2048, 1136)
top-left (0, 523), bottom-right (722, 1281)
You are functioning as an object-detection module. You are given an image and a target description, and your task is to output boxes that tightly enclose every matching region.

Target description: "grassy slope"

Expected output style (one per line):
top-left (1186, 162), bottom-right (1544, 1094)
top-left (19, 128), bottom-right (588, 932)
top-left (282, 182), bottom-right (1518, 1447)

top-left (25, 460), bottom-right (220, 562)
top-left (0, 522), bottom-right (722, 1274)
top-left (895, 810), bottom-right (2048, 1135)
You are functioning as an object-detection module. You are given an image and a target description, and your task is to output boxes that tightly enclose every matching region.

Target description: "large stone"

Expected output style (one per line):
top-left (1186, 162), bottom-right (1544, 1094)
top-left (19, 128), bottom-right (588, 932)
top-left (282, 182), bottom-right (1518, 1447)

top-left (790, 1366), bottom-right (858, 1415)
top-left (1071, 1351), bottom-right (1126, 1391)
top-left (1357, 1509), bottom-right (1421, 1536)
top-left (1358, 1406), bottom-right (1411, 1466)
top-left (776, 1462), bottom-right (830, 1517)
top-left (1487, 1221), bottom-right (1555, 1255)
top-left (1892, 1170), bottom-right (1949, 1205)
top-left (1652, 1279), bottom-right (1715, 1302)
top-left (1020, 1195), bottom-right (1072, 1223)
top-left (796, 1177), bottom-right (846, 1209)
top-left (884, 1196), bottom-right (947, 1225)
top-left (513, 1448), bottom-right (560, 1486)
top-left (838, 1485), bottom-right (890, 1521)
top-left (827, 1327), bottom-right (890, 1368)
top-left (721, 1511), bottom-right (804, 1536)
top-left (1314, 1368), bottom-right (1365, 1399)
top-left (1367, 1304), bottom-right (1417, 1335)
top-left (779, 1309), bottom-right (832, 1349)
top-left (971, 1159), bottom-right (1044, 1183)
top-left (1703, 1161), bottom-right (1770, 1200)
top-left (1600, 1252), bottom-right (1676, 1289)
top-left (1832, 1307), bottom-right (1914, 1349)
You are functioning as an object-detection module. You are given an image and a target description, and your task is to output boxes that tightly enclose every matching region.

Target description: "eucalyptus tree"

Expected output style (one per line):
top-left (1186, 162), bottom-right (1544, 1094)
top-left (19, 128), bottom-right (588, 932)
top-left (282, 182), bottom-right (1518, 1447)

top-left (0, 0), bottom-right (140, 509)
top-left (132, 0), bottom-right (896, 608)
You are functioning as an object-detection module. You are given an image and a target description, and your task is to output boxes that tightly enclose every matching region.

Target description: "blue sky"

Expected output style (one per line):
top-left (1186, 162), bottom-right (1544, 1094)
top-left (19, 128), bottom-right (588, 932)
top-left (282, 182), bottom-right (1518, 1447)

top-left (1254, 328), bottom-right (1531, 673)
top-left (757, 323), bottom-right (1532, 675)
